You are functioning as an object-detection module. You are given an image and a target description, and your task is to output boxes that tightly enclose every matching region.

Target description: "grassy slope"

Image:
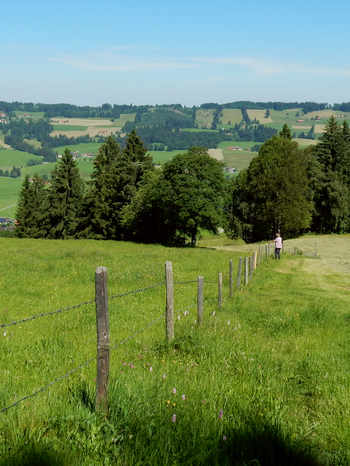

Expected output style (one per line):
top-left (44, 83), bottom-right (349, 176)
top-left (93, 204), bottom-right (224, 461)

top-left (0, 235), bottom-right (349, 465)
top-left (0, 149), bottom-right (42, 169)
top-left (218, 141), bottom-right (258, 170)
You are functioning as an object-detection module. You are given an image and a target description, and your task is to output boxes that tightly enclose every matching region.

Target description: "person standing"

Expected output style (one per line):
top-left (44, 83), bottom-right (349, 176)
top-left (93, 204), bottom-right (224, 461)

top-left (274, 232), bottom-right (282, 259)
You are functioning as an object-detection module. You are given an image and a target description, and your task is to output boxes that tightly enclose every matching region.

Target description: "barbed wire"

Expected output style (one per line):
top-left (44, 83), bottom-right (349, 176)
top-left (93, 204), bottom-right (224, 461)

top-left (0, 298), bottom-right (95, 329)
top-left (0, 356), bottom-right (95, 414)
top-left (110, 282), bottom-right (164, 300)
top-left (0, 311), bottom-right (164, 415)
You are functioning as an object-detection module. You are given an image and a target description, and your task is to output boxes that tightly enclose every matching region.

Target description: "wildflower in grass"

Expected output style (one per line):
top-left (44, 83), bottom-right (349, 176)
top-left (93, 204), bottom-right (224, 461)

top-left (172, 387), bottom-right (177, 394)
top-left (162, 374), bottom-right (167, 380)
top-left (177, 315), bottom-right (181, 320)
top-left (149, 366), bottom-right (153, 372)
top-left (218, 409), bottom-right (223, 419)
top-left (167, 400), bottom-right (171, 405)
top-left (227, 320), bottom-right (230, 325)
top-left (173, 402), bottom-right (176, 407)
top-left (223, 435), bottom-right (227, 441)
top-left (211, 311), bottom-right (216, 317)
top-left (202, 400), bottom-right (207, 404)
top-left (171, 414), bottom-right (176, 423)
top-left (181, 394), bottom-right (186, 401)
top-left (3, 332), bottom-right (6, 337)
top-left (129, 363), bottom-right (135, 369)
top-left (122, 362), bottom-right (127, 366)
top-left (184, 310), bottom-right (189, 316)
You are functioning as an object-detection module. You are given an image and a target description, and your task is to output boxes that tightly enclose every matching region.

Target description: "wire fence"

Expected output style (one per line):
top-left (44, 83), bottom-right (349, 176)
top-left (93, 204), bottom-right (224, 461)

top-left (1, 246), bottom-right (299, 416)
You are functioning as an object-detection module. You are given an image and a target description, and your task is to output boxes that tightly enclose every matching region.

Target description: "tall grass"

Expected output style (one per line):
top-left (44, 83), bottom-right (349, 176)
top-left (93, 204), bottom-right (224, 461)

top-left (0, 238), bottom-right (349, 464)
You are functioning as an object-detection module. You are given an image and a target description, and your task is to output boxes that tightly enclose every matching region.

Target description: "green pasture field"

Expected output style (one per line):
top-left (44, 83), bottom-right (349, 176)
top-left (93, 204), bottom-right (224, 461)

top-left (52, 125), bottom-right (88, 131)
top-left (218, 141), bottom-right (258, 170)
top-left (0, 149), bottom-right (42, 169)
top-left (220, 109), bottom-right (242, 127)
top-left (0, 178), bottom-right (22, 216)
top-left (293, 138), bottom-right (319, 147)
top-left (1, 235), bottom-right (350, 465)
top-left (148, 150), bottom-right (187, 164)
top-left (23, 138), bottom-right (42, 149)
top-left (195, 108), bottom-right (215, 129)
top-left (54, 142), bottom-right (103, 155)
top-left (14, 111), bottom-right (45, 120)
top-left (181, 128), bottom-right (219, 133)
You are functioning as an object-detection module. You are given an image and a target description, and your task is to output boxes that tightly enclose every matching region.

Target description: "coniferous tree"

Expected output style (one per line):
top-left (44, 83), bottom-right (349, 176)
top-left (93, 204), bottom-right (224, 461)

top-left (84, 136), bottom-right (135, 239)
top-left (16, 175), bottom-right (49, 238)
top-left (279, 124), bottom-right (292, 140)
top-left (48, 149), bottom-right (84, 238)
top-left (123, 129), bottom-right (153, 186)
top-left (312, 117), bottom-right (350, 233)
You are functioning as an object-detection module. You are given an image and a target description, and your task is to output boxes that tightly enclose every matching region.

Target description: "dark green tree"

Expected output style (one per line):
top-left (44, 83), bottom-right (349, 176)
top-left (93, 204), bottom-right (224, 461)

top-left (279, 124), bottom-right (292, 140)
top-left (48, 149), bottom-right (84, 238)
top-left (312, 117), bottom-right (350, 233)
top-left (123, 129), bottom-right (153, 186)
top-left (16, 175), bottom-right (49, 238)
top-left (82, 136), bottom-right (135, 239)
top-left (227, 136), bottom-right (313, 241)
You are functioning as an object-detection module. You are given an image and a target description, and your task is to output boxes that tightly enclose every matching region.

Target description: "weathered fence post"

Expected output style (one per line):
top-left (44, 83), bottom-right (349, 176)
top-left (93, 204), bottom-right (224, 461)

top-left (229, 259), bottom-right (233, 298)
top-left (165, 261), bottom-right (174, 343)
top-left (245, 257), bottom-right (249, 286)
top-left (237, 257), bottom-right (242, 289)
top-left (218, 272), bottom-right (223, 308)
top-left (249, 255), bottom-right (254, 280)
top-left (253, 251), bottom-right (257, 270)
top-left (95, 266), bottom-right (110, 415)
top-left (197, 276), bottom-right (204, 326)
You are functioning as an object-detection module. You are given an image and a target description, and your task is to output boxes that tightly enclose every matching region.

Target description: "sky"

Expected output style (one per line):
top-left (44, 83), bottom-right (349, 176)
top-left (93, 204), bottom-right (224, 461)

top-left (2, 0), bottom-right (350, 106)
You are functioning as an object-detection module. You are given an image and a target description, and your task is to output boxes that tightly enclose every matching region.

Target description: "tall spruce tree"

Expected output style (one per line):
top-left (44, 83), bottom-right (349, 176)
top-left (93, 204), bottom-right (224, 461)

top-left (124, 129), bottom-right (153, 185)
top-left (48, 149), bottom-right (84, 239)
top-left (16, 175), bottom-right (49, 238)
top-left (279, 124), bottom-right (292, 140)
top-left (312, 117), bottom-right (350, 233)
top-left (84, 136), bottom-right (135, 239)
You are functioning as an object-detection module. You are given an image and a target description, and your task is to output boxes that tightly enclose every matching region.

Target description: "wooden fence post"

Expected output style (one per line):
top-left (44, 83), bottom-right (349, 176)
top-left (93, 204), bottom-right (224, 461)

top-left (236, 257), bottom-right (242, 290)
top-left (229, 259), bottom-right (233, 298)
top-left (245, 257), bottom-right (249, 286)
top-left (95, 266), bottom-right (110, 415)
top-left (218, 272), bottom-right (223, 308)
top-left (253, 251), bottom-right (257, 270)
top-left (197, 276), bottom-right (204, 326)
top-left (165, 261), bottom-right (174, 342)
top-left (249, 255), bottom-right (253, 280)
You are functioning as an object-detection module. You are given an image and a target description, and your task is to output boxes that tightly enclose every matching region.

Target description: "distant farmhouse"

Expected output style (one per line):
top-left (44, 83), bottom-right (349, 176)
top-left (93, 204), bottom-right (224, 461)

top-left (56, 151), bottom-right (94, 160)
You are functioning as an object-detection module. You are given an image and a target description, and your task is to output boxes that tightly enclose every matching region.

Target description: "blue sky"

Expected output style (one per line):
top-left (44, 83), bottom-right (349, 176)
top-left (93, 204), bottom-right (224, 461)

top-left (2, 0), bottom-right (350, 106)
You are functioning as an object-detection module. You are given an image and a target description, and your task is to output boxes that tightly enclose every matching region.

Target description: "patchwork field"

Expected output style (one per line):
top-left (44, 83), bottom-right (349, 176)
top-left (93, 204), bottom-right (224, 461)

top-left (220, 109), bottom-right (242, 126)
top-left (195, 108), bottom-right (215, 128)
top-left (207, 148), bottom-right (224, 161)
top-left (50, 114), bottom-right (135, 138)
top-left (293, 138), bottom-right (318, 147)
top-left (14, 111), bottom-right (45, 120)
top-left (247, 109), bottom-right (272, 124)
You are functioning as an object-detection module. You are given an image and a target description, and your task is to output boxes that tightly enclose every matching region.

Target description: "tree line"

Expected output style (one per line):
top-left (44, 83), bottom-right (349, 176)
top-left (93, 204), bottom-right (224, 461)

top-left (16, 119), bottom-right (350, 245)
top-left (16, 131), bottom-right (225, 246)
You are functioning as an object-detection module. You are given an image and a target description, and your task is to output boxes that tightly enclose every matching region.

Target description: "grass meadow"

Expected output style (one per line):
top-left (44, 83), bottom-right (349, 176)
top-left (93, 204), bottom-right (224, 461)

top-left (218, 141), bottom-right (258, 170)
top-left (0, 149), bottom-right (42, 170)
top-left (220, 109), bottom-right (242, 127)
top-left (195, 109), bottom-right (215, 129)
top-left (0, 235), bottom-right (349, 464)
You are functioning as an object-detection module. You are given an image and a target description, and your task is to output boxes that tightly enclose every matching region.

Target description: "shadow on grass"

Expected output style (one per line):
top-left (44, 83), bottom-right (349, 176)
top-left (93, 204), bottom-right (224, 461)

top-left (207, 422), bottom-right (323, 466)
top-left (0, 442), bottom-right (72, 466)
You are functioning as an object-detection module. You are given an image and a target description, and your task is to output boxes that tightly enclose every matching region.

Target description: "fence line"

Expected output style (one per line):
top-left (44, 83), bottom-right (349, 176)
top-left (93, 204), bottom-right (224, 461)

top-left (2, 245), bottom-right (300, 415)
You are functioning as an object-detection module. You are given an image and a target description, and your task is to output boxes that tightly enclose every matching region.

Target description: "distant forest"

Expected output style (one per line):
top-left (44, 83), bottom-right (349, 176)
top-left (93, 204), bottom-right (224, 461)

top-left (2, 100), bottom-right (350, 119)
